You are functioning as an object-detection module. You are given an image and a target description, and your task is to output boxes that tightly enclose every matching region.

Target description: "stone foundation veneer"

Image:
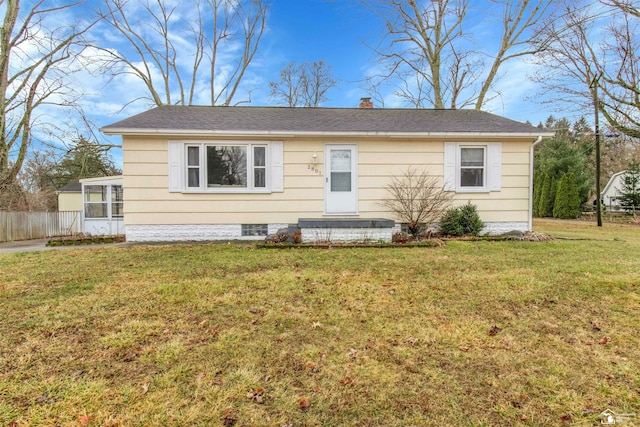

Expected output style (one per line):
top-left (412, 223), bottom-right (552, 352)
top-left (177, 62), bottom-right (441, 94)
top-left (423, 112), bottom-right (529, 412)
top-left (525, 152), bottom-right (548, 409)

top-left (301, 227), bottom-right (393, 243)
top-left (481, 221), bottom-right (529, 235)
top-left (126, 224), bottom-right (288, 242)
top-left (125, 221), bottom-right (528, 242)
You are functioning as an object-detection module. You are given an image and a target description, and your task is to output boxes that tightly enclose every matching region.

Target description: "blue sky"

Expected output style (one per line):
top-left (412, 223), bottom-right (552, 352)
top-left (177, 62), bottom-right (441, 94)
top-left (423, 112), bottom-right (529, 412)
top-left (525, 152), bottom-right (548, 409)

top-left (22, 0), bottom-right (575, 166)
top-left (255, 0), bottom-right (556, 122)
top-left (263, 0), bottom-right (376, 107)
top-left (87, 0), bottom-right (557, 125)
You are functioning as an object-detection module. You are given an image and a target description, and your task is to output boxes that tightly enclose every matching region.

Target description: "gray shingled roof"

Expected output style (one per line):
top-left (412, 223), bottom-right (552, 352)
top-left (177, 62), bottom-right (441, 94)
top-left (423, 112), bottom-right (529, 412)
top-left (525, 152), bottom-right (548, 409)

top-left (101, 105), bottom-right (549, 136)
top-left (57, 180), bottom-right (81, 193)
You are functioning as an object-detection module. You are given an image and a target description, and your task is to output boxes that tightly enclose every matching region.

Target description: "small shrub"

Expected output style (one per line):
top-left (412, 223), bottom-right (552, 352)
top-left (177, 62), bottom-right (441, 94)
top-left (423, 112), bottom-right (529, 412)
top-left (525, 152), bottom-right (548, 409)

top-left (392, 231), bottom-right (410, 243)
top-left (439, 203), bottom-right (484, 236)
top-left (265, 229), bottom-right (302, 244)
top-left (380, 167), bottom-right (453, 237)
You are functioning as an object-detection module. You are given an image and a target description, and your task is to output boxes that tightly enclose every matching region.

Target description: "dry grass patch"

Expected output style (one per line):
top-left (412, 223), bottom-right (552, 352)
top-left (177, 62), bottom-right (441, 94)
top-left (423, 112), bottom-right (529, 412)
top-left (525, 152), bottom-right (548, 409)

top-left (1, 225), bottom-right (639, 426)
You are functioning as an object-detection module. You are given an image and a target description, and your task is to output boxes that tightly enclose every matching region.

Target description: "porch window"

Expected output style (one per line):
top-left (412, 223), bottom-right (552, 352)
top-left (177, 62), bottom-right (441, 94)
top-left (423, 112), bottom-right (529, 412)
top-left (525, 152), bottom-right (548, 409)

top-left (111, 185), bottom-right (124, 217)
top-left (84, 186), bottom-right (108, 218)
top-left (84, 185), bottom-right (124, 219)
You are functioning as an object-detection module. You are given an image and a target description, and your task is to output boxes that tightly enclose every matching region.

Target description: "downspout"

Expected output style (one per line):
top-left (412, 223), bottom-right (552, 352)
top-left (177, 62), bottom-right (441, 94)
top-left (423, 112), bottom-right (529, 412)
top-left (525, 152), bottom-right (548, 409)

top-left (529, 136), bottom-right (543, 231)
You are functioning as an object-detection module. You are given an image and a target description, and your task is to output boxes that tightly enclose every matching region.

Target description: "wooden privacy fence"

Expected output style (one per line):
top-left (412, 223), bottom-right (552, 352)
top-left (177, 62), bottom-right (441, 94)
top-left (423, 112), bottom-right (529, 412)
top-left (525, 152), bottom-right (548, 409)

top-left (0, 211), bottom-right (81, 243)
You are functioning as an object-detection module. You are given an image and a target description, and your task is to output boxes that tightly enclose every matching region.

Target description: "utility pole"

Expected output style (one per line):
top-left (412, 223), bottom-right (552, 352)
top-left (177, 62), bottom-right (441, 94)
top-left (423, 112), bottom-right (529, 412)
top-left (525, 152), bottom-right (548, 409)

top-left (590, 74), bottom-right (603, 227)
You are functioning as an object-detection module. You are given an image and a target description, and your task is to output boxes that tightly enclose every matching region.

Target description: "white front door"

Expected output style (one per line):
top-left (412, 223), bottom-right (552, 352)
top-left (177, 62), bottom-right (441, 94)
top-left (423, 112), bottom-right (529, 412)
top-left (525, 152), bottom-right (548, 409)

top-left (325, 144), bottom-right (358, 214)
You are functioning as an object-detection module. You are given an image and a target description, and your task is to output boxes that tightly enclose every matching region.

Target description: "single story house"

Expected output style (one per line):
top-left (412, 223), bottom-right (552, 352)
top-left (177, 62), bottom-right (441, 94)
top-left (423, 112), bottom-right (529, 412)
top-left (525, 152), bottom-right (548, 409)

top-left (100, 102), bottom-right (552, 242)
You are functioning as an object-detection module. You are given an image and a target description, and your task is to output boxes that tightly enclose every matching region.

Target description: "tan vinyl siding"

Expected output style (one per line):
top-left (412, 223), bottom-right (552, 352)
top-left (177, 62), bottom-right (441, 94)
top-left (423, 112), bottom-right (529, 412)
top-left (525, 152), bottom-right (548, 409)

top-left (122, 136), bottom-right (533, 226)
top-left (57, 192), bottom-right (82, 212)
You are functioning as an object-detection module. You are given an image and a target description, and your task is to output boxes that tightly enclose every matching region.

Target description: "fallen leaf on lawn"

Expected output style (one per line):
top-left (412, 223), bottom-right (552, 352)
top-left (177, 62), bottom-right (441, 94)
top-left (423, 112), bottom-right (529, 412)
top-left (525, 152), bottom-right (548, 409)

top-left (340, 377), bottom-right (353, 385)
top-left (141, 383), bottom-right (149, 395)
top-left (222, 408), bottom-right (236, 427)
top-left (78, 415), bottom-right (93, 426)
top-left (246, 388), bottom-right (265, 404)
top-left (600, 336), bottom-right (611, 345)
top-left (459, 346), bottom-right (470, 352)
top-left (560, 411), bottom-right (573, 421)
top-left (298, 396), bottom-right (310, 412)
top-left (488, 326), bottom-right (501, 336)
top-left (517, 414), bottom-right (528, 421)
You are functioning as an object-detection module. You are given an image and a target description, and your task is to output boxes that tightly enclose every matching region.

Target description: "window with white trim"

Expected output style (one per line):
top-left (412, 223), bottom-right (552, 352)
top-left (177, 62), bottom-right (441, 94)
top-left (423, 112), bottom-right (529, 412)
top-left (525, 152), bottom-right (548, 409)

top-left (459, 146), bottom-right (486, 188)
top-left (185, 143), bottom-right (268, 191)
top-left (84, 185), bottom-right (124, 218)
top-left (443, 142), bottom-right (501, 193)
top-left (111, 185), bottom-right (124, 217)
top-left (84, 185), bottom-right (108, 218)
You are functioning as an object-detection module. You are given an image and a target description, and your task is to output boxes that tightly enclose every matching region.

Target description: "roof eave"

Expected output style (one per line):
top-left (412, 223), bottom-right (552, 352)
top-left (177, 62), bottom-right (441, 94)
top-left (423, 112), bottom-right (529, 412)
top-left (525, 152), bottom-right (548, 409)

top-left (100, 127), bottom-right (555, 139)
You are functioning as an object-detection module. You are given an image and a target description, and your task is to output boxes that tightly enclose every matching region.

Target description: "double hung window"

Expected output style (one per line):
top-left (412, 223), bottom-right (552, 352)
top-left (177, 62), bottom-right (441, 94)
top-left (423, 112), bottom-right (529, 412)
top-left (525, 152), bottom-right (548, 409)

top-left (459, 147), bottom-right (486, 188)
top-left (444, 142), bottom-right (501, 192)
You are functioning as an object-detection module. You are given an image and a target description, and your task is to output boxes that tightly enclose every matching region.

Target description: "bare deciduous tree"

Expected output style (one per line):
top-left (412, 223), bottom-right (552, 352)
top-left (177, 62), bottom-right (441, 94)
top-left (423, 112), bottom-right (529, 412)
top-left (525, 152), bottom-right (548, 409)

top-left (380, 167), bottom-right (453, 237)
top-left (97, 0), bottom-right (268, 107)
top-left (0, 0), bottom-right (93, 190)
top-left (598, 9), bottom-right (640, 138)
top-left (533, 0), bottom-right (640, 138)
top-left (269, 61), bottom-right (337, 107)
top-left (366, 0), bottom-right (552, 110)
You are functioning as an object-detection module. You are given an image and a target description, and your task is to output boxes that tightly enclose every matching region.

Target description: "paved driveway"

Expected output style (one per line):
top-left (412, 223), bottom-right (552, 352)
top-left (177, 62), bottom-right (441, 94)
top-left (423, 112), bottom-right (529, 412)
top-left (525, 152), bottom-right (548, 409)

top-left (0, 239), bottom-right (130, 254)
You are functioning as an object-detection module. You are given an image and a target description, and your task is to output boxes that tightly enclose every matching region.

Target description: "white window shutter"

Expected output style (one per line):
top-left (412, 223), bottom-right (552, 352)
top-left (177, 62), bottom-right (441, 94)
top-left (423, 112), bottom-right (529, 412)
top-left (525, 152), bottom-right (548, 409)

top-left (271, 141), bottom-right (284, 192)
top-left (168, 141), bottom-right (182, 192)
top-left (488, 142), bottom-right (502, 191)
top-left (443, 142), bottom-right (456, 191)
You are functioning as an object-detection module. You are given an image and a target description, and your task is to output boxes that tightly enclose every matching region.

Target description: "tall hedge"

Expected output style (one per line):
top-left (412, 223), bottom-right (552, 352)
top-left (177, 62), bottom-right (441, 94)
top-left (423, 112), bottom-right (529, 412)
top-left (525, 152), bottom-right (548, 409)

top-left (539, 173), bottom-right (556, 217)
top-left (553, 173), bottom-right (581, 218)
top-left (533, 172), bottom-right (544, 217)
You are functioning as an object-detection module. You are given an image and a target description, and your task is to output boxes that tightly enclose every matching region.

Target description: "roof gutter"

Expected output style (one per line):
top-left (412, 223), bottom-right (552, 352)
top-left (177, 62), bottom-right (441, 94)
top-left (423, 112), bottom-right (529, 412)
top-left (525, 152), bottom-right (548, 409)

top-left (528, 135), bottom-right (544, 231)
top-left (100, 127), bottom-right (554, 139)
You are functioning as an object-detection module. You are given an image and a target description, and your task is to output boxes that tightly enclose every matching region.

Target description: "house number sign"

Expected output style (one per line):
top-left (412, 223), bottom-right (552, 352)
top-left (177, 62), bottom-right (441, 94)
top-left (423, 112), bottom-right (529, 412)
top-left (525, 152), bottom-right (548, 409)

top-left (307, 164), bottom-right (322, 175)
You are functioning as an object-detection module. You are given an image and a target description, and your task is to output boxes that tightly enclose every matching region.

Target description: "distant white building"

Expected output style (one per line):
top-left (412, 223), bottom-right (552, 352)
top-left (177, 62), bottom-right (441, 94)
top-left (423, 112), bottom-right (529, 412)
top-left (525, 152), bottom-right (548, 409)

top-left (601, 170), bottom-right (628, 211)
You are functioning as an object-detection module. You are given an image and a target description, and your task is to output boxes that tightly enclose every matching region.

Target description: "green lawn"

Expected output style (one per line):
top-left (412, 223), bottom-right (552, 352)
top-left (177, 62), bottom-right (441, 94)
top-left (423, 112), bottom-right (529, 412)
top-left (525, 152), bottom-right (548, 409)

top-left (1, 219), bottom-right (639, 426)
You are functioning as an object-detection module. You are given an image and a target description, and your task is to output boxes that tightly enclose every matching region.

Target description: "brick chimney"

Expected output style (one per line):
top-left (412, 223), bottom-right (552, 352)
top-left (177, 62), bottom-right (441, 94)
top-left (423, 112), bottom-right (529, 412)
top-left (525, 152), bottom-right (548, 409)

top-left (359, 97), bottom-right (374, 108)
